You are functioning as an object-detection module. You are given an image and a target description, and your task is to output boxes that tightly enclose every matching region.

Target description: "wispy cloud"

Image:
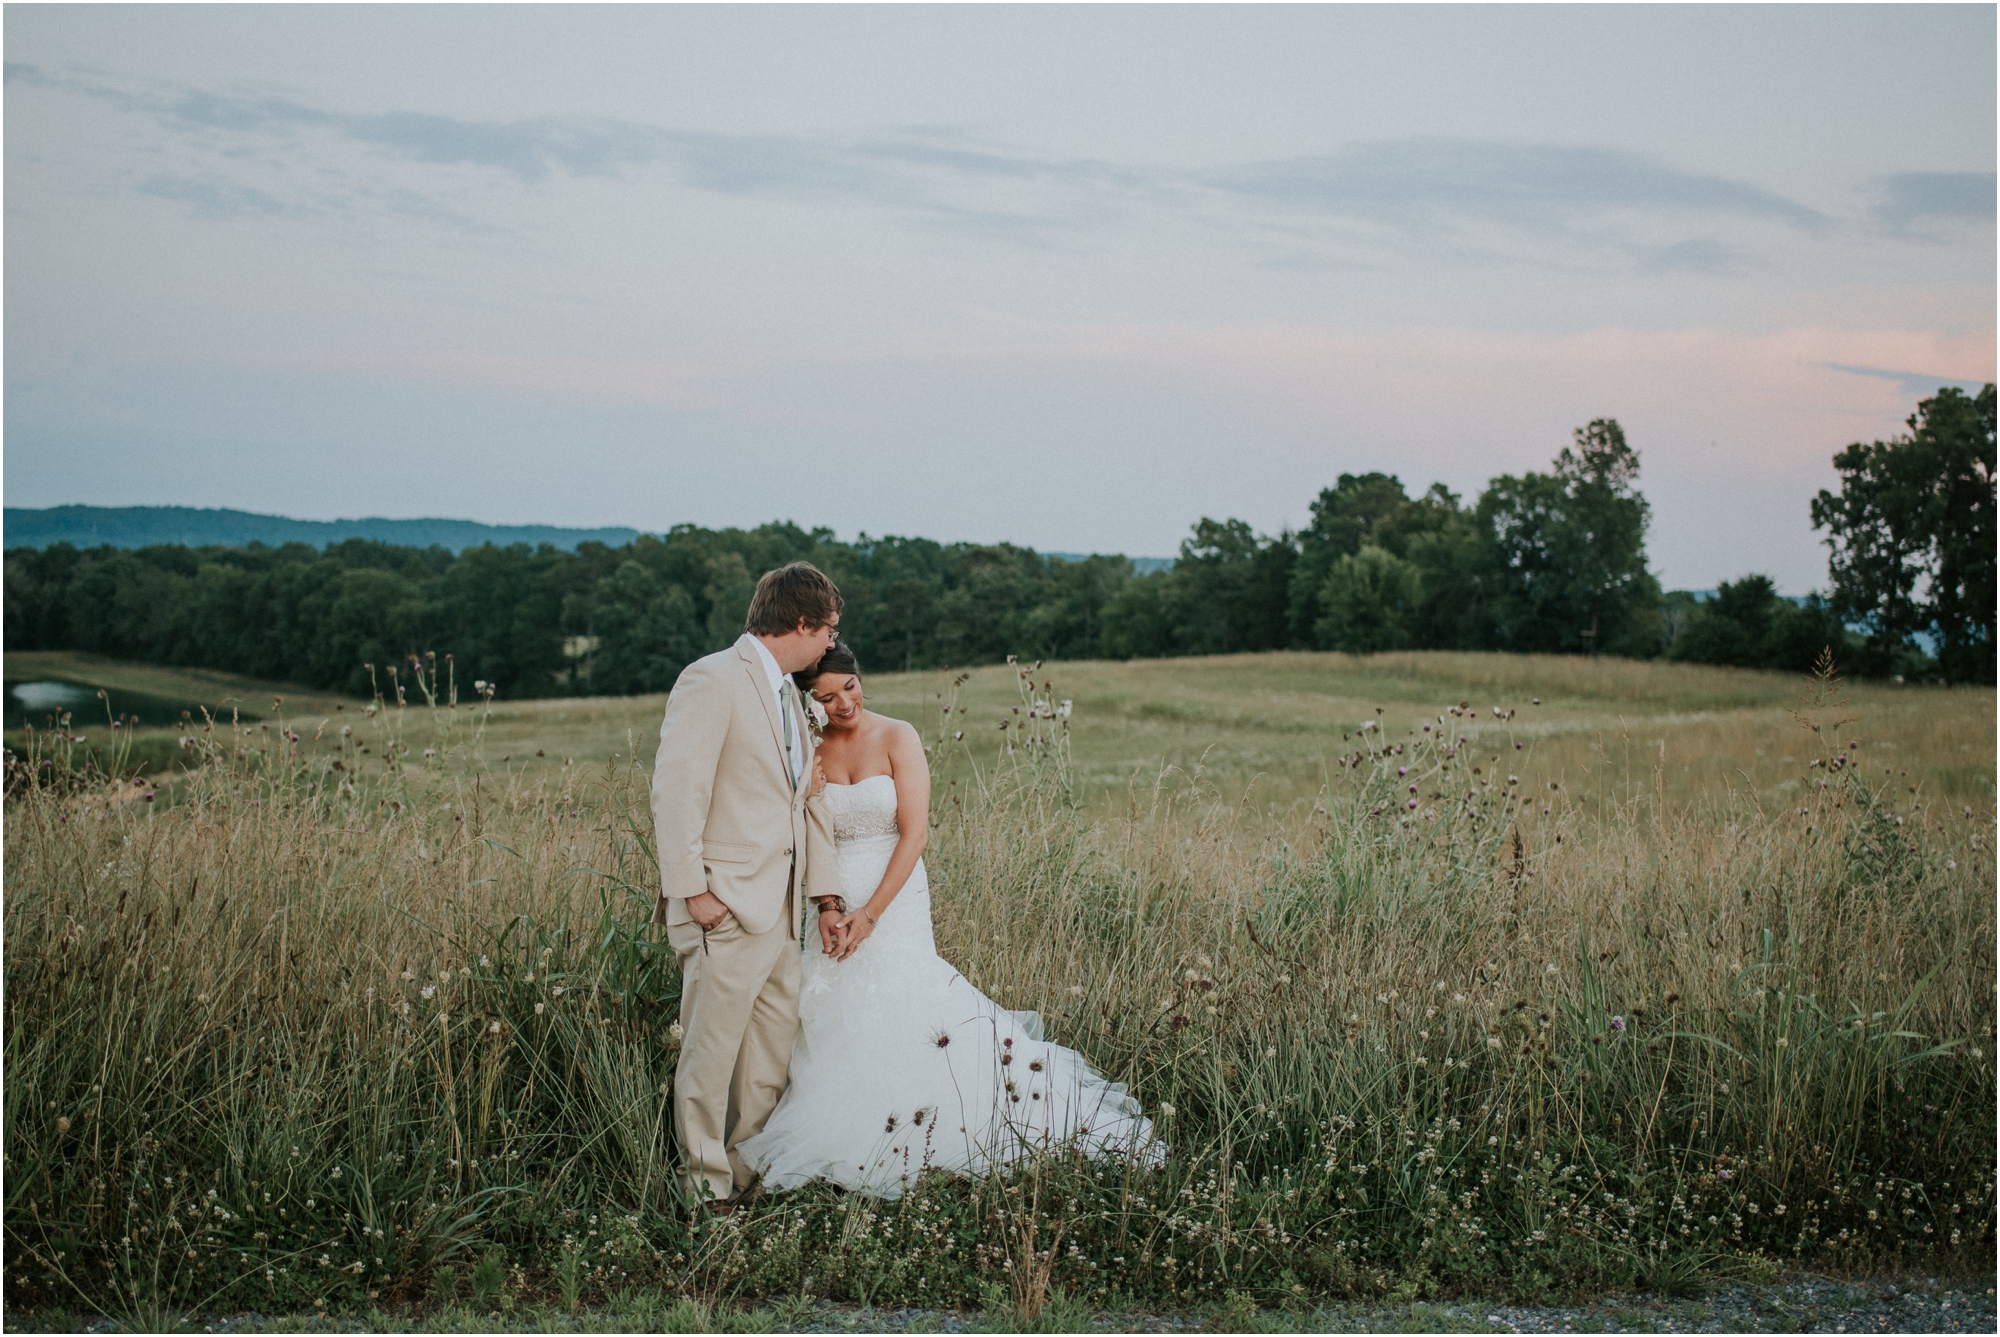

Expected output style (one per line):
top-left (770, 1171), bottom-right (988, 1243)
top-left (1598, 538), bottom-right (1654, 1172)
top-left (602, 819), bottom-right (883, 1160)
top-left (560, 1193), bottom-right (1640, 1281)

top-left (1817, 361), bottom-right (1990, 399)
top-left (6, 63), bottom-right (1926, 273)
top-left (1204, 139), bottom-right (1827, 235)
top-left (137, 174), bottom-right (302, 221)
top-left (1870, 171), bottom-right (1995, 232)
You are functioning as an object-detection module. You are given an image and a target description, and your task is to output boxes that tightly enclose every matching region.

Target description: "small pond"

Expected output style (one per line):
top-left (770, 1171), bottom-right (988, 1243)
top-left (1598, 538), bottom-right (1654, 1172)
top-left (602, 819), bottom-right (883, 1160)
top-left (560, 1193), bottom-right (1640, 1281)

top-left (5, 678), bottom-right (261, 731)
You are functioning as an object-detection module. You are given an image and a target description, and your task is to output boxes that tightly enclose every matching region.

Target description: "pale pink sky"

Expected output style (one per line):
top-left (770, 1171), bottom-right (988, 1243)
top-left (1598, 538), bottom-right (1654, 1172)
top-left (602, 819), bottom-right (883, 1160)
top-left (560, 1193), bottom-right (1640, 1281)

top-left (7, 6), bottom-right (1993, 591)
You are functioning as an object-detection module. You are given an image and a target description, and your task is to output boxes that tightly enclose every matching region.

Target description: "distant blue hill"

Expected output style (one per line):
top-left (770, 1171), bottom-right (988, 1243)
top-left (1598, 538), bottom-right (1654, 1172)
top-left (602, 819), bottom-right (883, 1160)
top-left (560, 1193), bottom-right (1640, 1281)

top-left (3, 506), bottom-right (1181, 570)
top-left (4, 506), bottom-right (643, 554)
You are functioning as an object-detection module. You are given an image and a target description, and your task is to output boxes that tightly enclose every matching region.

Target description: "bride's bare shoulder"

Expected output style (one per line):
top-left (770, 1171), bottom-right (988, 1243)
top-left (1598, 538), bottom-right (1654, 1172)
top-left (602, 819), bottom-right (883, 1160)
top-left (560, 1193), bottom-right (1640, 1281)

top-left (862, 711), bottom-right (922, 754)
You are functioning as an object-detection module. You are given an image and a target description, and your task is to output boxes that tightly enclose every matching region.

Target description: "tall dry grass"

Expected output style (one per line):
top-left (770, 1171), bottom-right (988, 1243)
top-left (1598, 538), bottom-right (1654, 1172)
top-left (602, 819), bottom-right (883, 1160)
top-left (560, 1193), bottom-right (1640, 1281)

top-left (4, 655), bottom-right (1992, 1325)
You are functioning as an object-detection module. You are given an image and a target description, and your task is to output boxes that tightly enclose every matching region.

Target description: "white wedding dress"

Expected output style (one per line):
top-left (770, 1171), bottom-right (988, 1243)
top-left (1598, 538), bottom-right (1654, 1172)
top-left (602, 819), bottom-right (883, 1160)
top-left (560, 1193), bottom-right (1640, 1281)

top-left (737, 774), bottom-right (1162, 1198)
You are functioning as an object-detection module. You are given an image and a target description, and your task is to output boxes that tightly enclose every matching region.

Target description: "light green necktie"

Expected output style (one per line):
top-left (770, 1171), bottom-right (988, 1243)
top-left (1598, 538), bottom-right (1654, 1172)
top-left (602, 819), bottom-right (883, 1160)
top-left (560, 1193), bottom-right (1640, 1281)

top-left (780, 680), bottom-right (797, 789)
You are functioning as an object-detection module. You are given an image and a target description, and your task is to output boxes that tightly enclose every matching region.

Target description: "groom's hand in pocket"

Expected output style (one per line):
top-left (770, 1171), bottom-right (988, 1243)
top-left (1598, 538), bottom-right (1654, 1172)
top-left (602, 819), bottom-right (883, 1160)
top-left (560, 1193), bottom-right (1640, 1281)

top-left (686, 890), bottom-right (731, 930)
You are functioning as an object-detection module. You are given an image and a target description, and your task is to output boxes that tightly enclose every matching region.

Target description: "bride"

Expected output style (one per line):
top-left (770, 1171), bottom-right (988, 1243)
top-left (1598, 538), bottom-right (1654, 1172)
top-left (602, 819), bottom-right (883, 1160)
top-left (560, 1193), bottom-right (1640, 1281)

top-left (736, 641), bottom-right (1161, 1198)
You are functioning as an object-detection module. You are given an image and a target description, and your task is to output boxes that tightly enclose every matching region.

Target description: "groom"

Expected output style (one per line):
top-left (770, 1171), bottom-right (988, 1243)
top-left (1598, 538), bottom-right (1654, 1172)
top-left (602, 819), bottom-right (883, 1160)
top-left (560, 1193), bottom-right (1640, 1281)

top-left (651, 561), bottom-right (841, 1207)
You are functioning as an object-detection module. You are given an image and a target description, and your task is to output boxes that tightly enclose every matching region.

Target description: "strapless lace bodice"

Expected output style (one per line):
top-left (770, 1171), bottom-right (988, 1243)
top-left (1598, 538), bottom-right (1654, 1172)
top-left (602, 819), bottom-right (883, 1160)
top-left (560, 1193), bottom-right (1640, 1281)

top-left (820, 773), bottom-right (901, 843)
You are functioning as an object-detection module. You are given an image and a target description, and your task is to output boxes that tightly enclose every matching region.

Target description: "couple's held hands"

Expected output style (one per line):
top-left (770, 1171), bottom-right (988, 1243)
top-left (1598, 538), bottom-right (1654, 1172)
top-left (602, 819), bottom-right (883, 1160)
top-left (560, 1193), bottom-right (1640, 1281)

top-left (815, 900), bottom-right (876, 961)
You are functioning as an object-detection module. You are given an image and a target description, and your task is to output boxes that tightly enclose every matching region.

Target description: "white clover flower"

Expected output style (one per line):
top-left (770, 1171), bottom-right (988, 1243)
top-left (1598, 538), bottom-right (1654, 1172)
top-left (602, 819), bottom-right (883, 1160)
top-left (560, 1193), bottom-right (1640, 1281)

top-left (421, 985), bottom-right (436, 999)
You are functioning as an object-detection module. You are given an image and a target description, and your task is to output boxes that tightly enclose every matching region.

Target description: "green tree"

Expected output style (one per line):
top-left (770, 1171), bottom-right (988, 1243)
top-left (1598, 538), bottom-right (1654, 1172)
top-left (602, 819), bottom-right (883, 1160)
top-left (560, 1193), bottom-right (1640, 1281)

top-left (1478, 418), bottom-right (1659, 656)
top-left (1099, 571), bottom-right (1172, 660)
top-left (588, 561), bottom-right (701, 694)
top-left (1316, 546), bottom-right (1422, 653)
top-left (1811, 384), bottom-right (1995, 682)
top-left (1670, 576), bottom-right (1860, 675)
top-left (1287, 473), bottom-right (1411, 645)
top-left (1372, 484), bottom-right (1490, 650)
top-left (1168, 518), bottom-right (1291, 656)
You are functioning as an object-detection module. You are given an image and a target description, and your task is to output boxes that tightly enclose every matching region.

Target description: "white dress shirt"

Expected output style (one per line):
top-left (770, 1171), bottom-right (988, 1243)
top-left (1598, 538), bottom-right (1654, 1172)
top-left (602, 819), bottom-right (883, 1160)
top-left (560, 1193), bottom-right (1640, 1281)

top-left (746, 634), bottom-right (803, 788)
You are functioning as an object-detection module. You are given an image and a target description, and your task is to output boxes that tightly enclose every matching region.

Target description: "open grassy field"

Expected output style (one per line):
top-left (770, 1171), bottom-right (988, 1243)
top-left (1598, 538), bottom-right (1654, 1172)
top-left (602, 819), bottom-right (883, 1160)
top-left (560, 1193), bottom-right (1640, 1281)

top-left (5, 648), bottom-right (1992, 1328)
top-left (11, 648), bottom-right (1991, 817)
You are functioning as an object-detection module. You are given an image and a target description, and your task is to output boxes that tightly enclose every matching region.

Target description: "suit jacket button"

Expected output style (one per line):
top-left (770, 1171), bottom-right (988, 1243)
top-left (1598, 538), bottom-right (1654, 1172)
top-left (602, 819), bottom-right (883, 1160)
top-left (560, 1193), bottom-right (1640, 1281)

top-left (784, 847), bottom-right (794, 857)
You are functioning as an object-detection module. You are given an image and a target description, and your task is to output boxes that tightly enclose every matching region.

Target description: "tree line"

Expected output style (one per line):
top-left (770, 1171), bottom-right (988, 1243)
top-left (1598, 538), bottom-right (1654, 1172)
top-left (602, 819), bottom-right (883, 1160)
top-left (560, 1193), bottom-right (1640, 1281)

top-left (6, 389), bottom-right (1990, 698)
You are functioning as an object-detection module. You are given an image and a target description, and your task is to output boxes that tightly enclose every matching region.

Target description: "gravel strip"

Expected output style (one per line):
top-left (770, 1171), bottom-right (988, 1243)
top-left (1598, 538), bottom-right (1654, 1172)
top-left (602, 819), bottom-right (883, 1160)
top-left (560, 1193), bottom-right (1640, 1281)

top-left (10, 1275), bottom-right (1994, 1334)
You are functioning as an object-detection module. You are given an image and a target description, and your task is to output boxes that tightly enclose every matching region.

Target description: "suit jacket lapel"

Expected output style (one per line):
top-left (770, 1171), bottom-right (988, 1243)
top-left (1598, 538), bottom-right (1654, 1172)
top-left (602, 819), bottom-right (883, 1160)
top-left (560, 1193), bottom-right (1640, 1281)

top-left (735, 638), bottom-right (791, 785)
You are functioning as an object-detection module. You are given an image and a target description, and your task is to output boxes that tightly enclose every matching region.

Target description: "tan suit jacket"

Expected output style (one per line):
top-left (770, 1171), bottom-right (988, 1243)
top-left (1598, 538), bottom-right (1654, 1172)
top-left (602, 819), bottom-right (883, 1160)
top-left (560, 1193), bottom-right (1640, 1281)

top-left (651, 634), bottom-right (816, 936)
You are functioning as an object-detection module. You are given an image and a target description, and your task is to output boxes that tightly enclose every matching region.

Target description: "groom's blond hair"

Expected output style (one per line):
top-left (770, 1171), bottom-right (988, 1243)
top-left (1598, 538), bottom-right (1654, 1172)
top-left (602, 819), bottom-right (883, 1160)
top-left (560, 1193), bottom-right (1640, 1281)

top-left (744, 562), bottom-right (843, 636)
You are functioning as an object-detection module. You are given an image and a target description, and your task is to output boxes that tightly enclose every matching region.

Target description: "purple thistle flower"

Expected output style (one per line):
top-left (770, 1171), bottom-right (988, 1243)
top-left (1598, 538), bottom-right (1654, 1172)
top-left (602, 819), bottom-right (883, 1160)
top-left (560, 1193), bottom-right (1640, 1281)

top-left (1609, 1015), bottom-right (1626, 1033)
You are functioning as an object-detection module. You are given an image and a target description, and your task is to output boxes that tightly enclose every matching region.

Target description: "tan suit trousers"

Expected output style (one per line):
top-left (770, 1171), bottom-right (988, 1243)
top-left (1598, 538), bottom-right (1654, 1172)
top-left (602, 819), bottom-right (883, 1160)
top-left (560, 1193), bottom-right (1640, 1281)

top-left (667, 881), bottom-right (800, 1202)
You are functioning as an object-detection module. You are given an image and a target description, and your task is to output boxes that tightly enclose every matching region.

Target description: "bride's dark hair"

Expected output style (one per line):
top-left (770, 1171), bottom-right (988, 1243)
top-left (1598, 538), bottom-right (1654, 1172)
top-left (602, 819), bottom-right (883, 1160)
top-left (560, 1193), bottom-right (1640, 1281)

top-left (795, 639), bottom-right (860, 694)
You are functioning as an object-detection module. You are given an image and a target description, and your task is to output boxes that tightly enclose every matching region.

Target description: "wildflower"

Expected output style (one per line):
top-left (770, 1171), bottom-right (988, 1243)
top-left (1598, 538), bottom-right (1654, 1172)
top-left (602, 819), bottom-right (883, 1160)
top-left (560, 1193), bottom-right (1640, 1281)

top-left (422, 985), bottom-right (436, 999)
top-left (1487, 1037), bottom-right (1502, 1049)
top-left (479, 956), bottom-right (490, 967)
top-left (56, 1117), bottom-right (69, 1134)
top-left (488, 1022), bottom-right (502, 1034)
top-left (535, 1002), bottom-right (545, 1015)
top-left (1265, 1047), bottom-right (1277, 1059)
top-left (1159, 1103), bottom-right (1176, 1118)
top-left (1609, 1015), bottom-right (1625, 1033)
top-left (1545, 963), bottom-right (1559, 975)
